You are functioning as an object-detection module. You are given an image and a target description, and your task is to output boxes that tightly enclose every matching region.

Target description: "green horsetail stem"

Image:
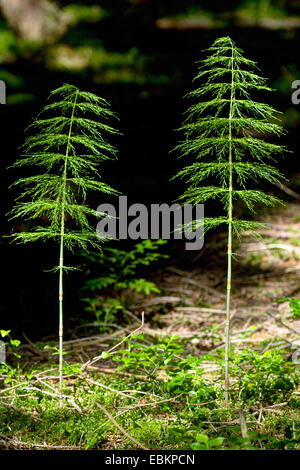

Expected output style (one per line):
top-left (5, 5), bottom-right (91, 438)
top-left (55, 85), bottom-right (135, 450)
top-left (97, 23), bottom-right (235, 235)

top-left (172, 36), bottom-right (287, 404)
top-left (58, 88), bottom-right (78, 406)
top-left (8, 84), bottom-right (119, 407)
top-left (225, 37), bottom-right (234, 405)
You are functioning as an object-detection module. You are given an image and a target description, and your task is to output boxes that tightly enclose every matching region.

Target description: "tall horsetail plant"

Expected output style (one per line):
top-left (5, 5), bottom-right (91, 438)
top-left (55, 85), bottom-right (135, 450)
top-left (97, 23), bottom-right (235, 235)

top-left (8, 84), bottom-right (119, 406)
top-left (172, 37), bottom-right (287, 404)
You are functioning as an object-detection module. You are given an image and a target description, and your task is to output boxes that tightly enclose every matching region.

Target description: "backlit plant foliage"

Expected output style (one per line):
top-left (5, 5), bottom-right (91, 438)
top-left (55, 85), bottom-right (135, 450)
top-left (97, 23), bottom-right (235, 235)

top-left (8, 84), bottom-right (119, 405)
top-left (173, 37), bottom-right (287, 403)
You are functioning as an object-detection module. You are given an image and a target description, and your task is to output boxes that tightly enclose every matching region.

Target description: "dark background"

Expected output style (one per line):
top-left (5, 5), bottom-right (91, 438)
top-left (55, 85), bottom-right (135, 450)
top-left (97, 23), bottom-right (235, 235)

top-left (0, 0), bottom-right (300, 339)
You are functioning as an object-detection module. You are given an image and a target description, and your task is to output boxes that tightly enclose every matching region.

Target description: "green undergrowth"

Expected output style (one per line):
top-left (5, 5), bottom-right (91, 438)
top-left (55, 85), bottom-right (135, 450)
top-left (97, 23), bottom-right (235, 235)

top-left (0, 337), bottom-right (299, 450)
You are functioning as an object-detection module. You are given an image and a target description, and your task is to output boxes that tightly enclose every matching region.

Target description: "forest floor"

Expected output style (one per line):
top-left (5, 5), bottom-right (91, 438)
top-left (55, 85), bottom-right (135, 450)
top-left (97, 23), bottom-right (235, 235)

top-left (0, 203), bottom-right (300, 450)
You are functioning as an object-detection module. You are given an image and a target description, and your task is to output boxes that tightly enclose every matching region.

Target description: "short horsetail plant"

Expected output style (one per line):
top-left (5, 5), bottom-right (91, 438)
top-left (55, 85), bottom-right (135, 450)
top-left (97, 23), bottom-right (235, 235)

top-left (172, 37), bottom-right (287, 404)
top-left (8, 84), bottom-right (119, 406)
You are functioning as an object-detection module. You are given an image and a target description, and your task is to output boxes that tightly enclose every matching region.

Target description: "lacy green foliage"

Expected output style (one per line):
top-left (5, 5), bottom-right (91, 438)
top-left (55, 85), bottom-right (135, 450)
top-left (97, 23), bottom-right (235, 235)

top-left (173, 36), bottom-right (287, 237)
top-left (81, 240), bottom-right (168, 325)
top-left (8, 83), bottom-right (119, 260)
top-left (82, 239), bottom-right (167, 292)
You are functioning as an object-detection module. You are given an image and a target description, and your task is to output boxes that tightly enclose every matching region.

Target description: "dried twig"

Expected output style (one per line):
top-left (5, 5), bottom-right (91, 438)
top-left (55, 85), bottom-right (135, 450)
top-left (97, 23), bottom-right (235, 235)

top-left (266, 310), bottom-right (300, 336)
top-left (0, 434), bottom-right (81, 450)
top-left (95, 401), bottom-right (148, 450)
top-left (81, 312), bottom-right (144, 370)
top-left (274, 181), bottom-right (300, 201)
top-left (118, 394), bottom-right (183, 412)
top-left (80, 376), bottom-right (140, 401)
top-left (238, 409), bottom-right (250, 441)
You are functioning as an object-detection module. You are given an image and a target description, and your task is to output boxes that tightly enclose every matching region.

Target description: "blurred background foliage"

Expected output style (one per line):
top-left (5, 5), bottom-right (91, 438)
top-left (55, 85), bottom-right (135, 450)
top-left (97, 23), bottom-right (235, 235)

top-left (1, 0), bottom-right (300, 338)
top-left (1, 1), bottom-right (300, 202)
top-left (1, 1), bottom-right (300, 193)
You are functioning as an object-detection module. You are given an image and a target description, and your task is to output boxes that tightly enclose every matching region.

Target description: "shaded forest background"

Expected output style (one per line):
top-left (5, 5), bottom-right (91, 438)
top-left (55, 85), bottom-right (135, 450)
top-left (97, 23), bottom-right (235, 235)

top-left (1, 0), bottom-right (300, 339)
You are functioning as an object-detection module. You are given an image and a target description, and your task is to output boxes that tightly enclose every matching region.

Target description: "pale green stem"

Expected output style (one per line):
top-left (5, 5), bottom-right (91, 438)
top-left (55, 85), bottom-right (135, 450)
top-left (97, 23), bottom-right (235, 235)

top-left (58, 89), bottom-right (79, 407)
top-left (225, 39), bottom-right (235, 405)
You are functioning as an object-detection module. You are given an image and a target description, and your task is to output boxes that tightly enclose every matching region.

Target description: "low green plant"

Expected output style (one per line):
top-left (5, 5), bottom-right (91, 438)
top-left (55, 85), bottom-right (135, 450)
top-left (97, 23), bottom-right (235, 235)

top-left (275, 296), bottom-right (300, 319)
top-left (288, 298), bottom-right (300, 319)
top-left (81, 239), bottom-right (168, 326)
top-left (230, 348), bottom-right (298, 405)
top-left (0, 329), bottom-right (21, 360)
top-left (263, 412), bottom-right (300, 449)
top-left (191, 434), bottom-right (225, 450)
top-left (0, 352), bottom-right (299, 450)
top-left (166, 356), bottom-right (219, 402)
top-left (103, 336), bottom-right (218, 403)
top-left (104, 333), bottom-right (183, 378)
top-left (204, 429), bottom-right (266, 450)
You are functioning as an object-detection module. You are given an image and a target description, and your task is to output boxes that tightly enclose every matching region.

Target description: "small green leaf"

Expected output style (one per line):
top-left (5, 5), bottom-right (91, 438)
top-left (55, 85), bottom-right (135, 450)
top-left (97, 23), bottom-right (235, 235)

top-left (208, 437), bottom-right (224, 447)
top-left (195, 434), bottom-right (209, 444)
top-left (0, 330), bottom-right (10, 338)
top-left (289, 298), bottom-right (300, 319)
top-left (101, 351), bottom-right (110, 359)
top-left (191, 443), bottom-right (207, 450)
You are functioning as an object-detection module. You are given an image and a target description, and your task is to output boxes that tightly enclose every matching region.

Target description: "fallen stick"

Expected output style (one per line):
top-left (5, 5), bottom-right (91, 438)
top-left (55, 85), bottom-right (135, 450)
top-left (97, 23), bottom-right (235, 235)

top-left (238, 409), bottom-right (250, 443)
top-left (81, 312), bottom-right (144, 370)
top-left (95, 401), bottom-right (148, 450)
top-left (274, 181), bottom-right (300, 201)
top-left (0, 434), bottom-right (81, 450)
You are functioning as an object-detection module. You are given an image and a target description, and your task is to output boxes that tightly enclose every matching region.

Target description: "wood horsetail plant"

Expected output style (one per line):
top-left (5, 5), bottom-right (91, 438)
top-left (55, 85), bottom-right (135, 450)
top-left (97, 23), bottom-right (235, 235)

top-left (172, 37), bottom-right (287, 404)
top-left (8, 84), bottom-right (119, 406)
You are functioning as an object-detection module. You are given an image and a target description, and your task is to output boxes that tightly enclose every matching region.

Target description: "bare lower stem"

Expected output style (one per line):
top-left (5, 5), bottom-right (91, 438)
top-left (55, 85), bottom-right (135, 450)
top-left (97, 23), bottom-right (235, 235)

top-left (58, 237), bottom-right (64, 407)
top-left (225, 220), bottom-right (232, 405)
top-left (58, 89), bottom-right (78, 407)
